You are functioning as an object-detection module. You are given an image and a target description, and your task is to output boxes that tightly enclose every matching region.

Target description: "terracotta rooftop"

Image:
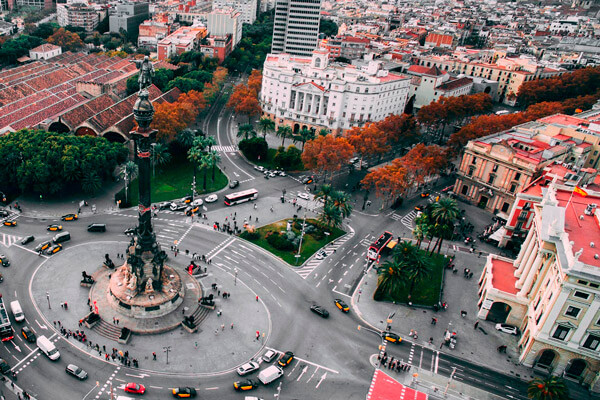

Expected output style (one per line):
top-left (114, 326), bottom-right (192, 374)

top-left (436, 76), bottom-right (473, 91)
top-left (30, 43), bottom-right (61, 53)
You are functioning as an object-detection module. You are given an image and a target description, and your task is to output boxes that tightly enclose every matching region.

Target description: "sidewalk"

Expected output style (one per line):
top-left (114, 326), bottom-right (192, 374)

top-left (352, 248), bottom-right (536, 382)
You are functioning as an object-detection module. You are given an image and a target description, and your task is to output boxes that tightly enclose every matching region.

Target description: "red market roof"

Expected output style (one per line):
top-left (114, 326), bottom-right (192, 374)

top-left (367, 369), bottom-right (428, 400)
top-left (490, 258), bottom-right (518, 294)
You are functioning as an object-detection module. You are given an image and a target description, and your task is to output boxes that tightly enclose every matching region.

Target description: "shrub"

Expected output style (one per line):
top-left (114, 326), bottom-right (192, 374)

top-left (266, 232), bottom-right (295, 250)
top-left (240, 230), bottom-right (259, 240)
top-left (273, 145), bottom-right (303, 170)
top-left (239, 137), bottom-right (268, 161)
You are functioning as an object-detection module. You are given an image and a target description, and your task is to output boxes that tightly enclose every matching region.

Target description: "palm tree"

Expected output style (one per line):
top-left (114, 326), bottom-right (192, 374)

top-left (208, 149), bottom-right (221, 181)
top-left (298, 127), bottom-right (315, 151)
top-left (204, 135), bottom-right (217, 152)
top-left (527, 376), bottom-right (569, 400)
top-left (276, 125), bottom-right (292, 147)
top-left (405, 252), bottom-right (431, 299)
top-left (430, 197), bottom-right (460, 254)
top-left (258, 117), bottom-right (275, 139)
top-left (330, 190), bottom-right (353, 219)
top-left (375, 260), bottom-right (406, 301)
top-left (199, 152), bottom-right (213, 190)
top-left (177, 128), bottom-right (197, 150)
top-left (151, 143), bottom-right (171, 176)
top-left (314, 184), bottom-right (333, 206)
top-left (318, 128), bottom-right (329, 137)
top-left (119, 160), bottom-right (138, 204)
top-left (318, 203), bottom-right (342, 228)
top-left (238, 123), bottom-right (256, 140)
top-left (413, 214), bottom-right (431, 249)
top-left (82, 172), bottom-right (102, 194)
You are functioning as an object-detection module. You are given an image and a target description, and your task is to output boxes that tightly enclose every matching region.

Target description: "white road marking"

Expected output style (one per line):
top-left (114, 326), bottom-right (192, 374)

top-left (316, 372), bottom-right (327, 388)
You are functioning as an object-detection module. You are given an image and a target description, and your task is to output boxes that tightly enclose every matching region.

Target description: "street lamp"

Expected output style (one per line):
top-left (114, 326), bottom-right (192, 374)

top-left (163, 346), bottom-right (171, 364)
top-left (46, 291), bottom-right (51, 309)
top-left (234, 268), bottom-right (238, 286)
top-left (295, 211), bottom-right (307, 265)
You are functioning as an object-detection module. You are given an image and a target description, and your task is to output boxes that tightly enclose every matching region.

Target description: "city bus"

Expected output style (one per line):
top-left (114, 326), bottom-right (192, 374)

top-left (367, 231), bottom-right (393, 261)
top-left (0, 295), bottom-right (14, 341)
top-left (224, 189), bottom-right (258, 206)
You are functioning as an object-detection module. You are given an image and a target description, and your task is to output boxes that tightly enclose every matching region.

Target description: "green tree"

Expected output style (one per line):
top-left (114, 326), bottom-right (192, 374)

top-left (329, 190), bottom-right (353, 219)
top-left (318, 202), bottom-right (343, 228)
top-left (238, 137), bottom-right (268, 161)
top-left (413, 214), bottom-right (431, 249)
top-left (319, 19), bottom-right (338, 37)
top-left (208, 150), bottom-right (221, 181)
top-left (258, 117), bottom-right (275, 139)
top-left (375, 261), bottom-right (406, 301)
top-left (276, 125), bottom-right (292, 147)
top-left (314, 184), bottom-right (333, 206)
top-left (238, 123), bottom-right (256, 140)
top-left (119, 161), bottom-right (138, 205)
top-left (298, 127), bottom-right (315, 152)
top-left (429, 197), bottom-right (460, 254)
top-left (176, 128), bottom-right (197, 150)
top-left (82, 172), bottom-right (102, 195)
top-left (318, 128), bottom-right (329, 137)
top-left (527, 376), bottom-right (569, 400)
top-left (166, 77), bottom-right (204, 93)
top-left (188, 136), bottom-right (207, 180)
top-left (151, 143), bottom-right (171, 175)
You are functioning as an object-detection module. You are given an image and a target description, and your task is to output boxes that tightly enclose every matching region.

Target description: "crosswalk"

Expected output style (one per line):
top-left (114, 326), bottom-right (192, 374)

top-left (400, 210), bottom-right (418, 230)
top-left (211, 145), bottom-right (237, 153)
top-left (0, 233), bottom-right (22, 247)
top-left (390, 213), bottom-right (402, 221)
top-left (295, 232), bottom-right (355, 279)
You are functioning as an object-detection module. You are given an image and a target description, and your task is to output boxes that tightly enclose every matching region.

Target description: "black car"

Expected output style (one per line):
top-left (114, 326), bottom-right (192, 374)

top-left (87, 223), bottom-right (106, 232)
top-left (310, 305), bottom-right (329, 318)
top-left (21, 326), bottom-right (36, 343)
top-left (61, 213), bottom-right (78, 221)
top-left (229, 180), bottom-right (239, 189)
top-left (158, 202), bottom-right (172, 211)
top-left (0, 209), bottom-right (9, 218)
top-left (21, 235), bottom-right (34, 245)
top-left (124, 228), bottom-right (136, 236)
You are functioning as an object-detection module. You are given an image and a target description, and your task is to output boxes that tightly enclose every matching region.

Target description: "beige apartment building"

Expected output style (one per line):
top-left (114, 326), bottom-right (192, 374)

top-left (477, 182), bottom-right (600, 391)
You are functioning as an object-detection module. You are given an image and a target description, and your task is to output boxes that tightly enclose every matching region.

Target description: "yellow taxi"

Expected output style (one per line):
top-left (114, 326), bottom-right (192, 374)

top-left (61, 213), bottom-right (78, 221)
top-left (172, 387), bottom-right (196, 398)
top-left (47, 224), bottom-right (63, 231)
top-left (3, 219), bottom-right (16, 227)
top-left (46, 244), bottom-right (62, 255)
top-left (334, 298), bottom-right (350, 313)
top-left (382, 331), bottom-right (402, 344)
top-left (185, 206), bottom-right (200, 216)
top-left (233, 379), bottom-right (258, 391)
top-left (35, 241), bottom-right (51, 253)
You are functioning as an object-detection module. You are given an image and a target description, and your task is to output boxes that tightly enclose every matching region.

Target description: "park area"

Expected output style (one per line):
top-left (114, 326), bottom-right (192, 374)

top-left (240, 218), bottom-right (345, 265)
top-left (116, 158), bottom-right (228, 205)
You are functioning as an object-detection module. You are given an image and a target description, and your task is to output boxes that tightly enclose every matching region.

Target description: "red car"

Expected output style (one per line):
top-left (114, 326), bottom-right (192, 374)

top-left (124, 382), bottom-right (146, 394)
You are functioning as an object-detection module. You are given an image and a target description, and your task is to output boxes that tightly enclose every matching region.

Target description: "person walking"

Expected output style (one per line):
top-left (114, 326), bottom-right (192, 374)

top-left (256, 295), bottom-right (259, 302)
top-left (152, 352), bottom-right (156, 360)
top-left (474, 321), bottom-right (479, 329)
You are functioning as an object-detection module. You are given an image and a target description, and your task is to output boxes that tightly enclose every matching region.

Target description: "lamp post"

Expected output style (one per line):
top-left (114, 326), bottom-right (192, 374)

top-left (163, 346), bottom-right (172, 364)
top-left (234, 268), bottom-right (238, 286)
top-left (46, 291), bottom-right (51, 309)
top-left (295, 211), bottom-right (307, 265)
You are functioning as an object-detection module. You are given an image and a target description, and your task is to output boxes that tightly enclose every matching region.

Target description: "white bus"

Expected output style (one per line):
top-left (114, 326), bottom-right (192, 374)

top-left (224, 189), bottom-right (258, 206)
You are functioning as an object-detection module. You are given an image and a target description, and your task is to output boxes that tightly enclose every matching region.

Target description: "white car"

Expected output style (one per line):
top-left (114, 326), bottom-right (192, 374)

top-left (254, 165), bottom-right (265, 172)
top-left (236, 361), bottom-right (260, 376)
top-left (262, 349), bottom-right (278, 363)
top-left (495, 323), bottom-right (519, 335)
top-left (315, 250), bottom-right (328, 260)
top-left (205, 194), bottom-right (218, 203)
top-left (278, 171), bottom-right (286, 177)
top-left (191, 198), bottom-right (204, 206)
top-left (297, 192), bottom-right (311, 200)
top-left (268, 172), bottom-right (277, 178)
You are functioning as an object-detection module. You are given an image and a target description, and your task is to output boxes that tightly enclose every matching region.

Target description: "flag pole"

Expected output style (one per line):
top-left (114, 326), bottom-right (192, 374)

top-left (566, 176), bottom-right (583, 208)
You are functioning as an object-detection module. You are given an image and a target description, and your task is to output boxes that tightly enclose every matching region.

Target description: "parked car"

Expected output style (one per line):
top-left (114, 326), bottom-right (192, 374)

top-left (61, 213), bottom-right (78, 221)
top-left (229, 180), bottom-right (240, 189)
top-left (65, 364), bottom-right (88, 380)
top-left (236, 361), bottom-right (260, 376)
top-left (277, 351), bottom-right (294, 368)
top-left (21, 235), bottom-right (34, 245)
top-left (278, 171), bottom-right (286, 177)
top-left (254, 166), bottom-right (265, 172)
top-left (310, 305), bottom-right (329, 318)
top-left (268, 171), bottom-right (277, 178)
top-left (205, 194), bottom-right (218, 203)
top-left (315, 250), bottom-right (328, 260)
top-left (495, 323), bottom-right (519, 335)
top-left (262, 349), bottom-right (278, 363)
top-left (158, 202), bottom-right (172, 211)
top-left (334, 299), bottom-right (350, 313)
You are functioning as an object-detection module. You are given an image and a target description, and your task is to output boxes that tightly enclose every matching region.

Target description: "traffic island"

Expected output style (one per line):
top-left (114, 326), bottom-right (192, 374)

top-left (239, 218), bottom-right (345, 265)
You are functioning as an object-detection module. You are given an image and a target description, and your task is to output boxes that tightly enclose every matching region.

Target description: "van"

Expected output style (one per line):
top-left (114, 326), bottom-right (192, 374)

top-left (37, 335), bottom-right (60, 360)
top-left (10, 300), bottom-right (24, 322)
top-left (257, 365), bottom-right (283, 385)
top-left (52, 231), bottom-right (70, 244)
top-left (87, 223), bottom-right (106, 232)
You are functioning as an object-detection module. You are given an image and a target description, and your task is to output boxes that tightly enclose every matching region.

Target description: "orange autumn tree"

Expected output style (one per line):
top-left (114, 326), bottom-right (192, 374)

top-left (346, 123), bottom-right (390, 166)
top-left (361, 159), bottom-right (410, 205)
top-left (401, 144), bottom-right (447, 186)
top-left (375, 113), bottom-right (418, 147)
top-left (47, 28), bottom-right (84, 51)
top-left (247, 69), bottom-right (263, 94)
top-left (178, 89), bottom-right (207, 112)
top-left (227, 83), bottom-right (261, 122)
top-left (302, 135), bottom-right (354, 181)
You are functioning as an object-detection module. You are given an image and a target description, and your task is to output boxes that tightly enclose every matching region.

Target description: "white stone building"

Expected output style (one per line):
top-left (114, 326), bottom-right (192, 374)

top-left (207, 7), bottom-right (242, 47)
top-left (260, 50), bottom-right (410, 134)
top-left (213, 0), bottom-right (256, 24)
top-left (29, 44), bottom-right (62, 60)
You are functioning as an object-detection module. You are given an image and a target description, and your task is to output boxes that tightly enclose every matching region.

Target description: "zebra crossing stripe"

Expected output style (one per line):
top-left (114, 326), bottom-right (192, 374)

top-left (212, 145), bottom-right (238, 152)
top-left (0, 233), bottom-right (23, 247)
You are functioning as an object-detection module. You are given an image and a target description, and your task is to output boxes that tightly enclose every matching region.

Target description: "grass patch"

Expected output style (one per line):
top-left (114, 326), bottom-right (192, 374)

top-left (376, 251), bottom-right (447, 307)
top-left (117, 157), bottom-right (228, 205)
top-left (240, 218), bottom-right (345, 265)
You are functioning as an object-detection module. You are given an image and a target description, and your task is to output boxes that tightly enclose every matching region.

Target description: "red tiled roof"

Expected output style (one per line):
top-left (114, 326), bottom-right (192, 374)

top-left (539, 114), bottom-right (585, 127)
top-left (436, 76), bottom-right (472, 91)
top-left (30, 43), bottom-right (61, 53)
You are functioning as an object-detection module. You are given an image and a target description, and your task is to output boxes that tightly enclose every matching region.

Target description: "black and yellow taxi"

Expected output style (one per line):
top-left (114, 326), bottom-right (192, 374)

top-left (233, 379), bottom-right (258, 391)
top-left (382, 331), bottom-right (402, 344)
top-left (47, 224), bottom-right (63, 231)
top-left (185, 205), bottom-right (200, 216)
top-left (0, 255), bottom-right (9, 268)
top-left (277, 351), bottom-right (294, 368)
top-left (414, 204), bottom-right (424, 212)
top-left (46, 244), bottom-right (62, 255)
top-left (61, 213), bottom-right (78, 221)
top-left (21, 326), bottom-right (36, 343)
top-left (172, 387), bottom-right (196, 398)
top-left (420, 192), bottom-right (430, 198)
top-left (3, 219), bottom-right (16, 227)
top-left (35, 241), bottom-right (52, 253)
top-left (334, 298), bottom-right (350, 313)
top-left (182, 196), bottom-right (193, 204)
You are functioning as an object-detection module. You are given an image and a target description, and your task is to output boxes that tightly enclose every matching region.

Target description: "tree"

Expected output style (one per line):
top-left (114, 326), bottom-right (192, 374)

top-left (314, 184), bottom-right (333, 206)
top-left (166, 77), bottom-right (204, 93)
top-left (401, 144), bottom-right (448, 186)
top-left (187, 137), bottom-right (206, 180)
top-left (375, 260), bottom-right (406, 301)
top-left (239, 137), bottom-right (268, 161)
top-left (226, 83), bottom-right (261, 122)
top-left (31, 22), bottom-right (58, 39)
top-left (429, 197), bottom-right (460, 254)
top-left (527, 376), bottom-right (569, 400)
top-left (0, 35), bottom-right (43, 66)
top-left (361, 158), bottom-right (410, 206)
top-left (208, 150), bottom-right (221, 181)
top-left (301, 135), bottom-right (354, 181)
top-left (247, 69), bottom-right (263, 94)
top-left (518, 67), bottom-right (600, 107)
top-left (297, 127), bottom-right (315, 151)
top-left (178, 89), bottom-right (207, 113)
top-left (176, 129), bottom-right (197, 150)
top-left (319, 19), bottom-right (338, 37)
top-left (375, 113), bottom-right (418, 147)
top-left (346, 123), bottom-right (390, 164)
top-left (276, 125), bottom-right (292, 147)
top-left (82, 172), bottom-right (102, 195)
top-left (329, 190), bottom-right (353, 219)
top-left (318, 202), bottom-right (343, 228)
top-left (47, 28), bottom-right (84, 51)
top-left (413, 214), bottom-right (432, 249)
top-left (318, 128), bottom-right (329, 137)
top-left (152, 101), bottom-right (195, 142)
top-left (120, 161), bottom-right (138, 205)
top-left (238, 123), bottom-right (256, 140)
top-left (151, 142), bottom-right (171, 175)
top-left (258, 117), bottom-right (275, 138)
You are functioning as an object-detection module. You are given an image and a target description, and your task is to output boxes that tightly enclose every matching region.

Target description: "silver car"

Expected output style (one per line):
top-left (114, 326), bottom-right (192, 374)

top-left (236, 361), bottom-right (260, 376)
top-left (66, 364), bottom-right (88, 380)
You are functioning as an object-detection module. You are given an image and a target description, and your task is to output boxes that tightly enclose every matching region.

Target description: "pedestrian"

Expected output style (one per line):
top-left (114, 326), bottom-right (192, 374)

top-left (221, 324), bottom-right (225, 331)
top-left (478, 251), bottom-right (482, 258)
top-left (214, 329), bottom-right (219, 335)
top-left (431, 317), bottom-right (437, 325)
top-left (256, 330), bottom-right (260, 340)
top-left (254, 203), bottom-right (257, 210)
top-left (474, 321), bottom-right (479, 329)
top-left (152, 352), bottom-right (156, 360)
top-left (113, 317), bottom-right (116, 324)
top-left (429, 337), bottom-right (433, 345)
top-left (256, 295), bottom-right (259, 302)
top-left (218, 290), bottom-right (220, 296)
top-left (231, 323), bottom-right (234, 329)
top-left (116, 318), bottom-right (119, 325)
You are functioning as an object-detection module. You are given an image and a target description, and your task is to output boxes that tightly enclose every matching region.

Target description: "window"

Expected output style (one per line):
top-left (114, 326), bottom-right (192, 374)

top-left (471, 156), bottom-right (477, 165)
top-left (510, 183), bottom-right (517, 193)
top-left (467, 166), bottom-right (475, 177)
top-left (487, 174), bottom-right (495, 185)
top-left (565, 306), bottom-right (581, 318)
top-left (492, 164), bottom-right (498, 172)
top-left (574, 291), bottom-right (590, 300)
top-left (514, 172), bottom-right (521, 180)
top-left (578, 280), bottom-right (589, 285)
top-left (501, 202), bottom-right (510, 213)
top-left (590, 283), bottom-right (599, 288)
top-left (578, 335), bottom-right (600, 353)
top-left (461, 185), bottom-right (469, 195)
top-left (552, 325), bottom-right (570, 340)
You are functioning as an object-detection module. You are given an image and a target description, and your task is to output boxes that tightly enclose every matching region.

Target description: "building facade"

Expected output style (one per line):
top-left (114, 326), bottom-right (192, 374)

top-left (29, 44), bottom-right (62, 60)
top-left (477, 182), bottom-right (600, 392)
top-left (57, 3), bottom-right (100, 33)
top-left (157, 26), bottom-right (207, 61)
top-left (137, 20), bottom-right (170, 50)
top-left (260, 50), bottom-right (410, 134)
top-left (109, 2), bottom-right (150, 38)
top-left (207, 7), bottom-right (242, 47)
top-left (272, 0), bottom-right (322, 57)
top-left (213, 0), bottom-right (256, 24)
top-left (319, 35), bottom-right (369, 60)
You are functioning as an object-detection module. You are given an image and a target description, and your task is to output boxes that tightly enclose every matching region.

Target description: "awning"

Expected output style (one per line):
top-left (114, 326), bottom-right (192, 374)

top-left (488, 226), bottom-right (507, 242)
